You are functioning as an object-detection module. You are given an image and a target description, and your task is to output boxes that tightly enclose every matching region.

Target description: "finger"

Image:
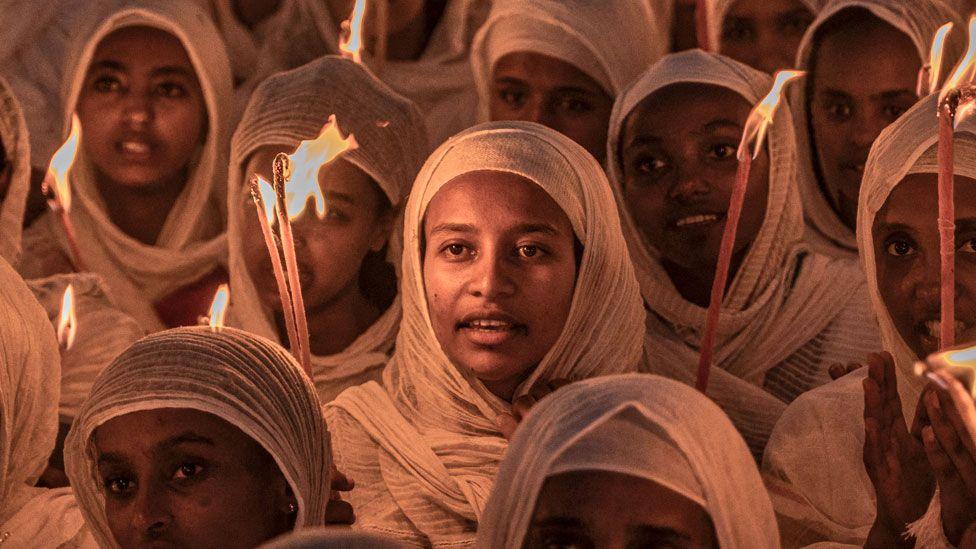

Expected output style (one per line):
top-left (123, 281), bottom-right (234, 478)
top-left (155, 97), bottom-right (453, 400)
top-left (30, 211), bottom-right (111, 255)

top-left (864, 377), bottom-right (883, 422)
top-left (330, 469), bottom-right (355, 492)
top-left (929, 390), bottom-right (976, 494)
top-left (495, 412), bottom-right (519, 440)
top-left (863, 416), bottom-right (884, 479)
top-left (512, 395), bottom-right (537, 420)
top-left (880, 352), bottom-right (902, 405)
top-left (324, 499), bottom-right (356, 525)
top-left (960, 521), bottom-right (976, 549)
top-left (936, 369), bottom-right (976, 456)
top-left (923, 424), bottom-right (954, 480)
top-left (829, 363), bottom-right (846, 380)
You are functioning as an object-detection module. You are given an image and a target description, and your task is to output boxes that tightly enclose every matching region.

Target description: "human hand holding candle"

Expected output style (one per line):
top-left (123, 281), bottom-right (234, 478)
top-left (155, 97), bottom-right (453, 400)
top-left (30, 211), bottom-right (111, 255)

top-left (44, 114), bottom-right (86, 272)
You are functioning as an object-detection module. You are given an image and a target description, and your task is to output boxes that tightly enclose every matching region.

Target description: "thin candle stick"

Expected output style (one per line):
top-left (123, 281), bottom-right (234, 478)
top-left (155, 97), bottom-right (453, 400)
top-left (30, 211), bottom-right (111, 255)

top-left (43, 184), bottom-right (86, 272)
top-left (696, 0), bottom-right (710, 51)
top-left (938, 99), bottom-right (958, 349)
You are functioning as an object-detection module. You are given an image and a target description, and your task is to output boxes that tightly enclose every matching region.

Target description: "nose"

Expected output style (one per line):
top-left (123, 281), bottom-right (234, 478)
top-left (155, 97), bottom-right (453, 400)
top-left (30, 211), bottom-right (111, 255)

top-left (467, 247), bottom-right (517, 300)
top-left (667, 164), bottom-right (710, 202)
top-left (132, 478), bottom-right (173, 540)
top-left (909, 249), bottom-right (943, 305)
top-left (525, 97), bottom-right (557, 129)
top-left (848, 110), bottom-right (886, 150)
top-left (123, 91), bottom-right (152, 127)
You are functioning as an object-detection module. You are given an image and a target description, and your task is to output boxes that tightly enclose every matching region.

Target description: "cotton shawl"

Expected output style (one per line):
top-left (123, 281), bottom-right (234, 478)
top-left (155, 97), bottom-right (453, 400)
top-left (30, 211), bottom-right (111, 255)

top-left (18, 0), bottom-right (233, 332)
top-left (477, 374), bottom-right (780, 549)
top-left (762, 93), bottom-right (976, 546)
top-left (469, 0), bottom-right (669, 122)
top-left (0, 258), bottom-right (93, 549)
top-left (226, 55), bottom-right (429, 404)
top-left (704, 0), bottom-right (829, 56)
top-left (325, 121), bottom-right (645, 546)
top-left (63, 326), bottom-right (331, 549)
top-left (0, 74), bottom-right (30, 268)
top-left (607, 50), bottom-right (881, 457)
top-left (792, 0), bottom-right (965, 258)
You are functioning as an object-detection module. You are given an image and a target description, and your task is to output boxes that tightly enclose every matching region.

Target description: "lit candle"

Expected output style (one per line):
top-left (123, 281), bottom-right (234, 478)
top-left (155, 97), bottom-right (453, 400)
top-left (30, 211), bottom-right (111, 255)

top-left (45, 115), bottom-right (86, 272)
top-left (204, 283), bottom-right (230, 331)
top-left (57, 283), bottom-right (77, 350)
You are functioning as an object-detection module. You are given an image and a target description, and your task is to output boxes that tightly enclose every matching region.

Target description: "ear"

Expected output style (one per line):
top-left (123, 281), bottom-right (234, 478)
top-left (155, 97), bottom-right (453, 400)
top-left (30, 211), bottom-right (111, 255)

top-left (368, 207), bottom-right (396, 253)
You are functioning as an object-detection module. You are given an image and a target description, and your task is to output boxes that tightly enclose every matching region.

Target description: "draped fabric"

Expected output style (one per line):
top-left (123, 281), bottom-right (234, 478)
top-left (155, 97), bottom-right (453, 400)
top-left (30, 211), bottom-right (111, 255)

top-left (0, 258), bottom-right (93, 548)
top-left (325, 121), bottom-right (645, 546)
top-left (226, 55), bottom-right (429, 403)
top-left (64, 326), bottom-right (331, 549)
top-left (606, 50), bottom-right (881, 456)
top-left (477, 374), bottom-right (780, 549)
top-left (18, 0), bottom-right (233, 332)
top-left (762, 94), bottom-right (976, 546)
top-left (0, 74), bottom-right (31, 268)
top-left (469, 0), bottom-right (669, 120)
top-left (261, 528), bottom-right (408, 549)
top-left (792, 0), bottom-right (965, 257)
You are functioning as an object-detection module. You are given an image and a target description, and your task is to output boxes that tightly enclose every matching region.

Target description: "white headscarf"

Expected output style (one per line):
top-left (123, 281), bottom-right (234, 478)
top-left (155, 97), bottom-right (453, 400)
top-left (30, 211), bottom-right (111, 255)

top-left (0, 258), bottom-right (93, 548)
top-left (0, 74), bottom-right (30, 268)
top-left (325, 121), bottom-right (645, 545)
top-left (763, 93), bottom-right (976, 545)
top-left (64, 326), bottom-right (331, 549)
top-left (704, 0), bottom-right (829, 54)
top-left (792, 0), bottom-right (965, 257)
top-left (226, 55), bottom-right (429, 403)
top-left (607, 50), bottom-right (879, 455)
top-left (469, 0), bottom-right (669, 120)
top-left (477, 374), bottom-right (780, 549)
top-left (18, 0), bottom-right (233, 332)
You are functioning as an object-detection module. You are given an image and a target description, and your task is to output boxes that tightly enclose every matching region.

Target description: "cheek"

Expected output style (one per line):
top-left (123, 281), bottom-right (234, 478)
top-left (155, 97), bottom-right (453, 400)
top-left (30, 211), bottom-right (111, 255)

top-left (623, 184), bottom-right (666, 236)
top-left (156, 100), bottom-right (207, 154)
top-left (527, 262), bottom-right (577, 330)
top-left (76, 99), bottom-right (117, 150)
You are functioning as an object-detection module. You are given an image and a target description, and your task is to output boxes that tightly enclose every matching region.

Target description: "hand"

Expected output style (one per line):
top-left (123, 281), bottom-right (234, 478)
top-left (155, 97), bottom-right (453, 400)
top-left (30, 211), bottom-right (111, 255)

top-left (863, 352), bottom-right (934, 542)
top-left (496, 379), bottom-right (571, 440)
top-left (829, 362), bottom-right (863, 380)
top-left (921, 369), bottom-right (976, 544)
top-left (324, 464), bottom-right (355, 525)
top-left (961, 522), bottom-right (976, 548)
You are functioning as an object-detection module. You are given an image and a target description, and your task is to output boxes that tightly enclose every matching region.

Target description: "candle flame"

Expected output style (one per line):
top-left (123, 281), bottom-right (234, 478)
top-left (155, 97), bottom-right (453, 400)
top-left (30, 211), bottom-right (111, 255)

top-left (339, 0), bottom-right (367, 64)
top-left (284, 115), bottom-right (358, 220)
top-left (737, 70), bottom-right (805, 161)
top-left (941, 16), bottom-right (976, 104)
top-left (207, 284), bottom-right (230, 329)
top-left (57, 284), bottom-right (77, 350)
top-left (49, 115), bottom-right (81, 213)
top-left (923, 22), bottom-right (955, 96)
top-left (958, 98), bottom-right (976, 127)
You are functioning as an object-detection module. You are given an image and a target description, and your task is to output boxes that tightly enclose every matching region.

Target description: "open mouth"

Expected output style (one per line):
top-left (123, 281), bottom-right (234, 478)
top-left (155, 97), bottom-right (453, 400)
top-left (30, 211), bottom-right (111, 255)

top-left (456, 316), bottom-right (528, 346)
top-left (116, 138), bottom-right (154, 160)
top-left (671, 212), bottom-right (724, 229)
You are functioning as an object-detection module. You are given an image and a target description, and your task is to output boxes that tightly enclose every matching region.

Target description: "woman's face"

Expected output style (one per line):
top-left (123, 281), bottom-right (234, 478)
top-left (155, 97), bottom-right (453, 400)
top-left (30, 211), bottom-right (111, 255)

top-left (423, 171), bottom-right (577, 401)
top-left (240, 147), bottom-right (392, 313)
top-left (874, 173), bottom-right (976, 359)
top-left (93, 408), bottom-right (293, 549)
top-left (720, 0), bottom-right (814, 74)
top-left (524, 470), bottom-right (718, 549)
top-left (76, 26), bottom-right (207, 191)
top-left (490, 52), bottom-right (613, 163)
top-left (809, 16), bottom-right (919, 231)
top-left (619, 83), bottom-right (769, 276)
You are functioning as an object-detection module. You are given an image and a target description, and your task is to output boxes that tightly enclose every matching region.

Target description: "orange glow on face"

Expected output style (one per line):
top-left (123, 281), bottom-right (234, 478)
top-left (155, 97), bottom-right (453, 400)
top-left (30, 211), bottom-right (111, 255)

top-left (207, 283), bottom-right (230, 329)
top-left (49, 115), bottom-right (82, 212)
top-left (339, 0), bottom-right (367, 64)
top-left (57, 283), bottom-right (77, 350)
top-left (284, 115), bottom-right (358, 221)
top-left (737, 70), bottom-right (805, 161)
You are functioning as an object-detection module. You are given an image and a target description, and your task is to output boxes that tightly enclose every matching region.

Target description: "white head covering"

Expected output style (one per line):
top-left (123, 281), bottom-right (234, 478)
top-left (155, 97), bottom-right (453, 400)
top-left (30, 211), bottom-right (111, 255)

top-left (261, 529), bottom-right (408, 549)
top-left (762, 94), bottom-right (976, 545)
top-left (18, 0), bottom-right (233, 332)
top-left (705, 0), bottom-right (829, 54)
top-left (0, 74), bottom-right (30, 268)
top-left (64, 326), bottom-right (331, 549)
top-left (792, 0), bottom-right (965, 257)
top-left (469, 0), bottom-right (669, 120)
top-left (478, 374), bottom-right (780, 549)
top-left (607, 50), bottom-right (878, 454)
top-left (325, 121), bottom-right (645, 544)
top-left (226, 55), bottom-right (429, 403)
top-left (0, 258), bottom-right (93, 548)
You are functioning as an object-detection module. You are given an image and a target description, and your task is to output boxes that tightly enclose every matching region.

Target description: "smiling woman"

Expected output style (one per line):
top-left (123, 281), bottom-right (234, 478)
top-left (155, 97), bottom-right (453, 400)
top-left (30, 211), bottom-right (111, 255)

top-left (323, 121), bottom-right (645, 545)
top-left (18, 0), bottom-right (233, 332)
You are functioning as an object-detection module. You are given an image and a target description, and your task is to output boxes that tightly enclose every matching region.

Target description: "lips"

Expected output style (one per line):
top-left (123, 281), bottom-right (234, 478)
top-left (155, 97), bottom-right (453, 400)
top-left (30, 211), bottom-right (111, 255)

top-left (667, 210), bottom-right (726, 230)
top-left (456, 312), bottom-right (527, 347)
top-left (115, 134), bottom-right (156, 161)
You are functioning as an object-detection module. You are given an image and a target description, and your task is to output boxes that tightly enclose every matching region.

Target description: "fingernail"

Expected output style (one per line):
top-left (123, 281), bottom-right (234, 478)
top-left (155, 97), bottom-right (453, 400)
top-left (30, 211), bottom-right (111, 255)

top-left (927, 371), bottom-right (950, 390)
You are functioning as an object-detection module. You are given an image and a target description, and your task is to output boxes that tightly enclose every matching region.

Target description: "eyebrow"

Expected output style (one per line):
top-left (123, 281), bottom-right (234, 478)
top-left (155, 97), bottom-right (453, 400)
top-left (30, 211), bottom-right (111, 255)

top-left (88, 60), bottom-right (194, 80)
top-left (874, 221), bottom-right (915, 234)
top-left (153, 432), bottom-right (216, 453)
top-left (531, 516), bottom-right (587, 529)
top-left (629, 524), bottom-right (693, 543)
top-left (428, 222), bottom-right (561, 237)
top-left (324, 191), bottom-right (357, 205)
top-left (870, 89), bottom-right (917, 101)
top-left (702, 118), bottom-right (743, 133)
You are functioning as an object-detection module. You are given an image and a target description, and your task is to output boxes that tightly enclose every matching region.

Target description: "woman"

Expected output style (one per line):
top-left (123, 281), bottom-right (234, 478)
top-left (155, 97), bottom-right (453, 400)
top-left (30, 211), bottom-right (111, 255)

top-left (227, 55), bottom-right (429, 403)
top-left (19, 0), bottom-right (233, 332)
top-left (0, 257), bottom-right (95, 547)
top-left (469, 0), bottom-right (668, 163)
top-left (0, 74), bottom-right (31, 266)
top-left (762, 94), bottom-right (976, 546)
top-left (477, 374), bottom-right (780, 549)
top-left (324, 121), bottom-right (645, 545)
top-left (607, 50), bottom-right (881, 457)
top-left (793, 0), bottom-right (963, 258)
top-left (64, 326), bottom-right (332, 548)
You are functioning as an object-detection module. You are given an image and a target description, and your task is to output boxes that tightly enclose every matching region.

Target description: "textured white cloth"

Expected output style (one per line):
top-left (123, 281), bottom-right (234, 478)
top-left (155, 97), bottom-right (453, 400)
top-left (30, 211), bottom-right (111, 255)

top-left (606, 50), bottom-right (881, 457)
top-left (0, 258), bottom-right (93, 548)
top-left (18, 0), bottom-right (233, 332)
top-left (762, 93), bottom-right (976, 545)
top-left (792, 0), bottom-right (965, 258)
top-left (477, 374), bottom-right (780, 549)
top-left (325, 121), bottom-right (645, 546)
top-left (226, 55), bottom-right (429, 404)
top-left (469, 0), bottom-right (669, 120)
top-left (64, 326), bottom-right (332, 549)
top-left (704, 0), bottom-right (829, 54)
top-left (0, 74), bottom-right (31, 268)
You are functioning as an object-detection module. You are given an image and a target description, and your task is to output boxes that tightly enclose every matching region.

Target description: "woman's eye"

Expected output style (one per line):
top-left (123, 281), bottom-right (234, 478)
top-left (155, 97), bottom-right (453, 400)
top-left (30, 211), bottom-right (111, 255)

top-left (881, 104), bottom-right (908, 121)
top-left (708, 143), bottom-right (738, 160)
top-left (441, 243), bottom-right (471, 259)
top-left (498, 89), bottom-right (525, 108)
top-left (93, 76), bottom-right (121, 93)
top-left (958, 238), bottom-right (976, 253)
top-left (780, 13), bottom-right (813, 35)
top-left (886, 239), bottom-right (916, 257)
top-left (323, 207), bottom-right (348, 221)
top-left (104, 476), bottom-right (135, 496)
top-left (559, 97), bottom-right (593, 114)
top-left (156, 82), bottom-right (187, 98)
top-left (635, 156), bottom-right (667, 175)
top-left (722, 21), bottom-right (754, 43)
top-left (172, 462), bottom-right (204, 481)
top-left (517, 245), bottom-right (541, 258)
top-left (825, 101), bottom-right (853, 121)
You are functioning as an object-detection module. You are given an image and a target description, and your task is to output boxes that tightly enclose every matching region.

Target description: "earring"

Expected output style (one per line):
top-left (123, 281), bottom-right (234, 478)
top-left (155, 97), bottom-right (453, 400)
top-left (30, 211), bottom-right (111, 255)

top-left (287, 502), bottom-right (297, 514)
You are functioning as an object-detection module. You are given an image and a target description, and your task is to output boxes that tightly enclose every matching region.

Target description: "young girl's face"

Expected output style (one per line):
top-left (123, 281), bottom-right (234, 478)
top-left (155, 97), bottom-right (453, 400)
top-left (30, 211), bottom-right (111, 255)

top-left (874, 173), bottom-right (976, 359)
top-left (422, 171), bottom-right (578, 401)
top-left (809, 15), bottom-right (918, 231)
top-left (619, 83), bottom-right (769, 278)
top-left (240, 147), bottom-right (393, 314)
top-left (490, 52), bottom-right (613, 163)
top-left (720, 0), bottom-right (814, 74)
top-left (76, 26), bottom-right (206, 191)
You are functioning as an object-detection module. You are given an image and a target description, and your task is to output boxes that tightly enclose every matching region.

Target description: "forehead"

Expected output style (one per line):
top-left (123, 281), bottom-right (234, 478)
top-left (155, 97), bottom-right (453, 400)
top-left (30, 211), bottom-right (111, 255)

top-left (726, 0), bottom-right (811, 19)
top-left (90, 25), bottom-right (194, 71)
top-left (812, 18), bottom-right (918, 89)
top-left (877, 173), bottom-right (976, 226)
top-left (93, 407), bottom-right (246, 453)
top-left (623, 83), bottom-right (752, 140)
top-left (492, 52), bottom-right (604, 92)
